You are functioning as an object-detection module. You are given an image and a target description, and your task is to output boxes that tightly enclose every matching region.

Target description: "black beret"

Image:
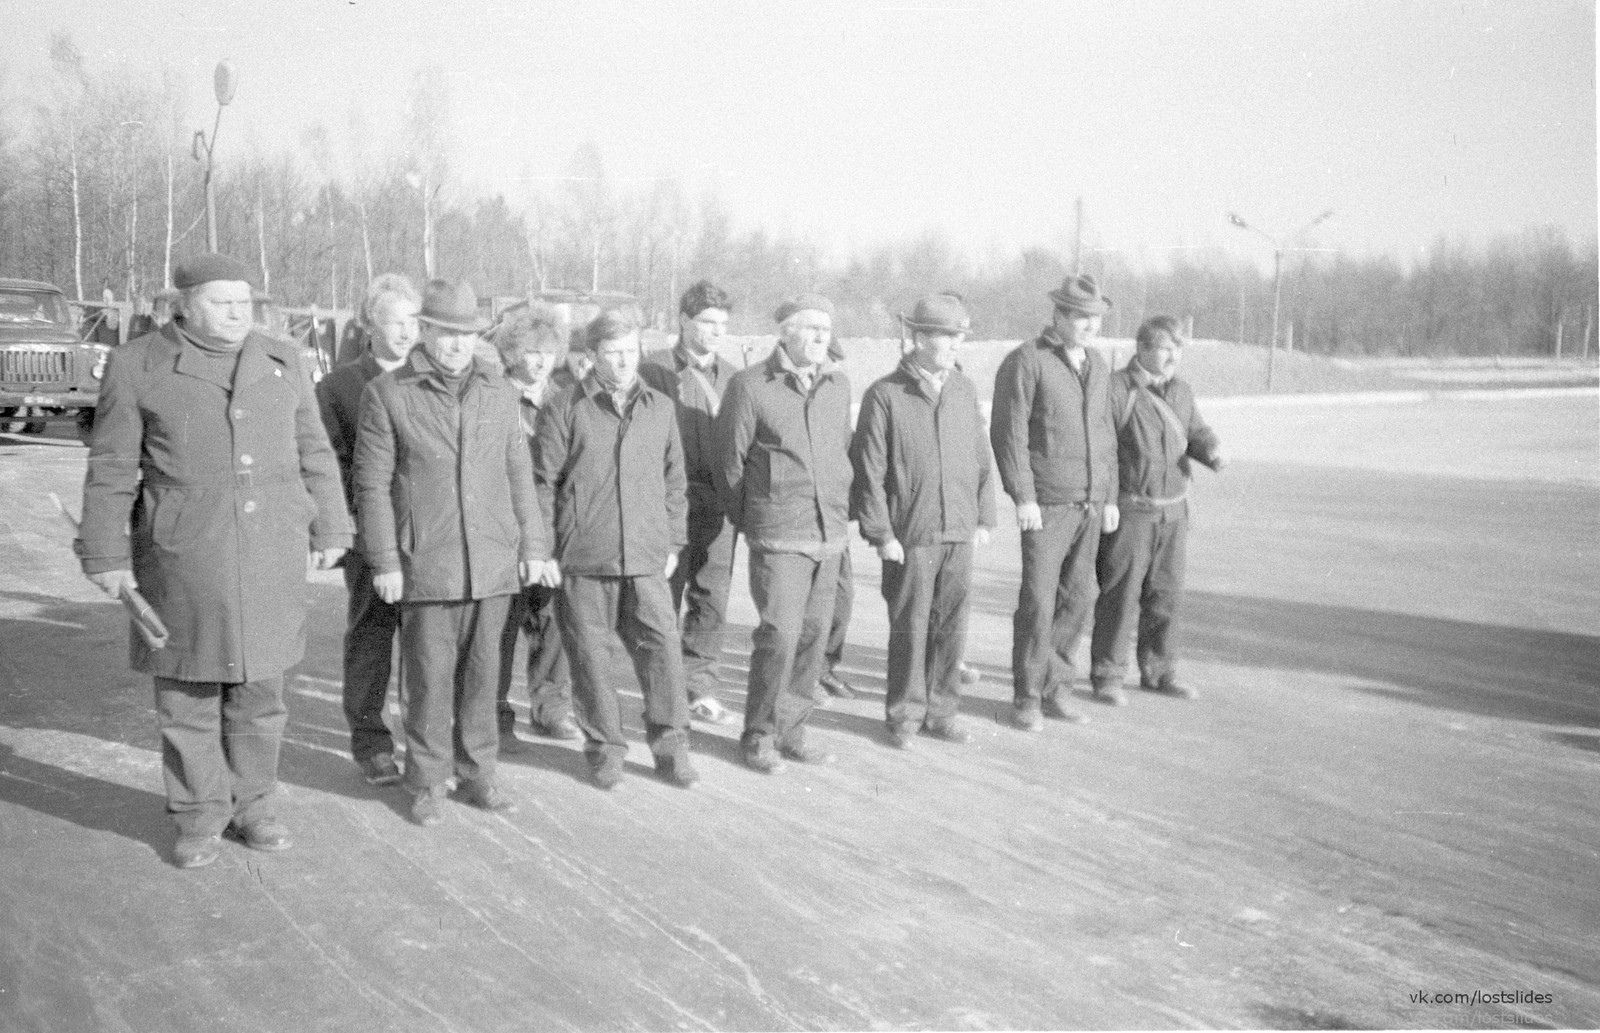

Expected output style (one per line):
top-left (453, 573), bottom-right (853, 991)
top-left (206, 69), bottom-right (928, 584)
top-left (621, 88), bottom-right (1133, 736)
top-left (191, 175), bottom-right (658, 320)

top-left (173, 252), bottom-right (257, 290)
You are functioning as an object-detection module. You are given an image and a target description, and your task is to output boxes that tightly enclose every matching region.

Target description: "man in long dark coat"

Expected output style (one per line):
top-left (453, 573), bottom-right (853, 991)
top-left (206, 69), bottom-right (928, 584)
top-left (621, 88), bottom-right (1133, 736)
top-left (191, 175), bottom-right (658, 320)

top-left (77, 252), bottom-right (352, 869)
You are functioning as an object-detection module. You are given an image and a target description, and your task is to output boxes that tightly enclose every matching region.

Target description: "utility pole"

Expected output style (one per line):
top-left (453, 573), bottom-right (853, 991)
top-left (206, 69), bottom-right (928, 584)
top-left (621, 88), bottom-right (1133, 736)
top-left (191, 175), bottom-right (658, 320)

top-left (192, 61), bottom-right (237, 253)
top-left (1072, 197), bottom-right (1084, 275)
top-left (1229, 209), bottom-right (1333, 392)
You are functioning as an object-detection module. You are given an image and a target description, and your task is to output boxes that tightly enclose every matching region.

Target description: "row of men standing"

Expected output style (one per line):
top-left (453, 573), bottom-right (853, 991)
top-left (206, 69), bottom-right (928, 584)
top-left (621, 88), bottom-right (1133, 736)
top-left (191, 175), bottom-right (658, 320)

top-left (76, 250), bottom-right (1222, 868)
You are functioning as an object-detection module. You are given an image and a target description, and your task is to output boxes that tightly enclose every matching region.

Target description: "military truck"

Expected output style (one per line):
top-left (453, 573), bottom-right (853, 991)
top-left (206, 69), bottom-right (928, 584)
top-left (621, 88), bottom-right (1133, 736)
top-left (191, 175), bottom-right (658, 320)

top-left (0, 279), bottom-right (110, 438)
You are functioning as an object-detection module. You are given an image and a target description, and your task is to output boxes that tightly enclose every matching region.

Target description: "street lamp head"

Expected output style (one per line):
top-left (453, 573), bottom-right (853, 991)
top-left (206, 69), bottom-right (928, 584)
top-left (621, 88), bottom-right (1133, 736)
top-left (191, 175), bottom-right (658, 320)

top-left (213, 60), bottom-right (237, 107)
top-left (1227, 212), bottom-right (1249, 230)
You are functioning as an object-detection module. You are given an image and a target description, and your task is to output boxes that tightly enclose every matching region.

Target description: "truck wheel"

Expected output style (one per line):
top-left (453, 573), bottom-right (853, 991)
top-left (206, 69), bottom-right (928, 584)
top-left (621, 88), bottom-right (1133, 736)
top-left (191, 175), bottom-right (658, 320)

top-left (76, 408), bottom-right (96, 443)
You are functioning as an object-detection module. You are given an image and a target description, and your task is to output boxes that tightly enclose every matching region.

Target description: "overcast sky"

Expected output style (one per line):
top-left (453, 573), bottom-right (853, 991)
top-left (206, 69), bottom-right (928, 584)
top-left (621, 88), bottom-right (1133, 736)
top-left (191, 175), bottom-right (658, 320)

top-left (8, 0), bottom-right (1596, 268)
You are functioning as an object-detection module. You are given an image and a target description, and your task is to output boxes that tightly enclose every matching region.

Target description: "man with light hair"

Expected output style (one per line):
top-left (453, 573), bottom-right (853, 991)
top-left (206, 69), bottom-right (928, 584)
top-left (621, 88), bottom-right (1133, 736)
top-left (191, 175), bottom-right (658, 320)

top-left (714, 293), bottom-right (852, 773)
top-left (77, 251), bottom-right (352, 868)
top-left (990, 274), bottom-right (1121, 731)
top-left (535, 308), bottom-right (697, 790)
top-left (641, 280), bottom-right (741, 726)
top-left (315, 273), bottom-right (422, 786)
top-left (493, 303), bottom-right (579, 749)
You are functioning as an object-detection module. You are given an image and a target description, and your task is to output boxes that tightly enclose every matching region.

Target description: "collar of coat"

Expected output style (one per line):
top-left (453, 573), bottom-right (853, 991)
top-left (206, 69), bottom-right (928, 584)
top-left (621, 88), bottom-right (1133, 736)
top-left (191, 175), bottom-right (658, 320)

top-left (672, 340), bottom-right (723, 374)
top-left (895, 356), bottom-right (954, 401)
top-left (764, 345), bottom-right (842, 390)
top-left (156, 320), bottom-right (299, 388)
top-left (576, 371), bottom-right (662, 411)
top-left (399, 346), bottom-right (499, 392)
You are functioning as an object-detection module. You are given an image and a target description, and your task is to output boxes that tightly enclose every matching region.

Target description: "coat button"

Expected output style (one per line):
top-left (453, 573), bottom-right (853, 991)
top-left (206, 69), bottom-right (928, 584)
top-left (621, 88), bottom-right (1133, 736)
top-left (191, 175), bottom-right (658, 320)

top-left (233, 409), bottom-right (244, 419)
top-left (239, 454), bottom-right (254, 466)
top-left (243, 500), bottom-right (257, 514)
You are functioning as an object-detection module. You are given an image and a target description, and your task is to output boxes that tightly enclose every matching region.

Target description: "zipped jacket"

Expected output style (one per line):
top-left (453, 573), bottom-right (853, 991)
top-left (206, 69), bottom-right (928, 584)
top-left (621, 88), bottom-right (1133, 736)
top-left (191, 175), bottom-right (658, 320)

top-left (989, 331), bottom-right (1118, 506)
top-left (1108, 362), bottom-right (1221, 513)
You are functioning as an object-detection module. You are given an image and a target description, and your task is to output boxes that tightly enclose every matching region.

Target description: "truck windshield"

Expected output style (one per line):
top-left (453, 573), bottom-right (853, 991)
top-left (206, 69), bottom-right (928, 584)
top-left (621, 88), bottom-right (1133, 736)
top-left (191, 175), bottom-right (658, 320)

top-left (0, 289), bottom-right (71, 327)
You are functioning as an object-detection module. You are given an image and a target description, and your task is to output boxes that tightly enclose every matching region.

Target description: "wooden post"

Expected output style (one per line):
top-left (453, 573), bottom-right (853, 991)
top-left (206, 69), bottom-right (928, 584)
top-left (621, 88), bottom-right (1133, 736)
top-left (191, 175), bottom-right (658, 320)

top-left (1555, 321), bottom-right (1564, 360)
top-left (1285, 320), bottom-right (1295, 355)
top-left (1583, 306), bottom-right (1593, 360)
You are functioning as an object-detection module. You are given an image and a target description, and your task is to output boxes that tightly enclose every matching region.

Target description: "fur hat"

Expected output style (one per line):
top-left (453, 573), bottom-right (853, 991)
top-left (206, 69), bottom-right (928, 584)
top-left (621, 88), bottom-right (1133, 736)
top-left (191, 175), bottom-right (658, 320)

top-left (773, 293), bottom-right (835, 324)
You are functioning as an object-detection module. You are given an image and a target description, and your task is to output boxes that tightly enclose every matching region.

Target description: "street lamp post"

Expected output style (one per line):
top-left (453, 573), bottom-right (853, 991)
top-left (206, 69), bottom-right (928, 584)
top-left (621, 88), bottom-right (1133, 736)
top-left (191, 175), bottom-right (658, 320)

top-left (192, 61), bottom-right (238, 253)
top-left (1228, 209), bottom-right (1333, 391)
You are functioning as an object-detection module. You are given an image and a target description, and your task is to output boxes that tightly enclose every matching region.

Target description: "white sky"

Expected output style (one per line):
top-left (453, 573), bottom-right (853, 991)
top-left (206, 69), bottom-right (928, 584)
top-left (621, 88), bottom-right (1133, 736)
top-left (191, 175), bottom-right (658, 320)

top-left (7, 0), bottom-right (1597, 268)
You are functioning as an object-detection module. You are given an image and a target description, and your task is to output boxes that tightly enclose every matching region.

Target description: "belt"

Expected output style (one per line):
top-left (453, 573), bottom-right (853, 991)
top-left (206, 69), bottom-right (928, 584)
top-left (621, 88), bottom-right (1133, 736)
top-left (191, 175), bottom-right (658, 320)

top-left (1118, 488), bottom-right (1189, 509)
top-left (142, 466), bottom-right (302, 490)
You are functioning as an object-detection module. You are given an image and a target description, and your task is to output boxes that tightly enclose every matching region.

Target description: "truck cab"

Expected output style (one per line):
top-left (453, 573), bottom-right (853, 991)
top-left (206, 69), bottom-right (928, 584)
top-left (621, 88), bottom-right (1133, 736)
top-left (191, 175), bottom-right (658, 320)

top-left (0, 278), bottom-right (108, 436)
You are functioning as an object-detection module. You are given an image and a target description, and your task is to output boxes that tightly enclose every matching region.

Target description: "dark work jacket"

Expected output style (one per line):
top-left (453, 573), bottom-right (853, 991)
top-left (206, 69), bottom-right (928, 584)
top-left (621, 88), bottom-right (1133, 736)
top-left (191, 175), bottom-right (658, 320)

top-left (713, 349), bottom-right (853, 556)
top-left (1108, 362), bottom-right (1221, 514)
top-left (850, 360), bottom-right (996, 547)
top-left (316, 351), bottom-right (391, 537)
top-left (76, 323), bottom-right (352, 681)
top-left (989, 331), bottom-right (1119, 507)
top-left (640, 343), bottom-right (740, 519)
top-left (532, 374), bottom-right (687, 577)
top-left (353, 350), bottom-right (547, 602)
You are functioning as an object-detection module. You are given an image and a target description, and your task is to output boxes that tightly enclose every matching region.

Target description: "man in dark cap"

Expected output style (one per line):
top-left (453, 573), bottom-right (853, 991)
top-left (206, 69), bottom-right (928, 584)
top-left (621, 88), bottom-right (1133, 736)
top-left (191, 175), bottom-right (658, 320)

top-left (640, 280), bottom-right (741, 727)
top-left (990, 274), bottom-right (1121, 731)
top-left (315, 273), bottom-right (421, 785)
top-left (851, 293), bottom-right (995, 749)
top-left (714, 293), bottom-right (852, 773)
top-left (76, 252), bottom-right (353, 869)
top-left (354, 279), bottom-right (552, 826)
top-left (1089, 315), bottom-right (1224, 706)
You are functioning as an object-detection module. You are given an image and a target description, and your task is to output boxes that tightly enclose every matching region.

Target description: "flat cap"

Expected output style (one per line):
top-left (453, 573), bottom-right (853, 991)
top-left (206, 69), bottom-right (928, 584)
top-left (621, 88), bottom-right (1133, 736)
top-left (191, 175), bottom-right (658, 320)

top-left (773, 293), bottom-right (835, 324)
top-left (173, 252), bottom-right (257, 290)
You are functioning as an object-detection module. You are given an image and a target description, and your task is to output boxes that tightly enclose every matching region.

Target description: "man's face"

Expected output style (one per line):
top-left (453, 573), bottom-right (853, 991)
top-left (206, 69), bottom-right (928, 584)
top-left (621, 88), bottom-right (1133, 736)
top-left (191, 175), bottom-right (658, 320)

top-left (513, 347), bottom-right (560, 387)
top-left (1136, 332), bottom-right (1182, 379)
top-left (185, 280), bottom-right (254, 344)
top-left (680, 307), bottom-right (729, 358)
top-left (421, 325), bottom-right (478, 374)
top-left (779, 310), bottom-right (833, 368)
top-left (368, 295), bottom-right (420, 364)
top-left (1053, 308), bottom-right (1102, 349)
top-left (595, 332), bottom-right (641, 389)
top-left (914, 330), bottom-right (963, 373)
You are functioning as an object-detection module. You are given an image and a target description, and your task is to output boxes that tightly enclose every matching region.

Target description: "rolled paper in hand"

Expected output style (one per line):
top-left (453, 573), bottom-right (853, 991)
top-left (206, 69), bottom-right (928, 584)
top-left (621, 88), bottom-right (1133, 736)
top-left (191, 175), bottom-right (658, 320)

top-left (119, 585), bottom-right (170, 650)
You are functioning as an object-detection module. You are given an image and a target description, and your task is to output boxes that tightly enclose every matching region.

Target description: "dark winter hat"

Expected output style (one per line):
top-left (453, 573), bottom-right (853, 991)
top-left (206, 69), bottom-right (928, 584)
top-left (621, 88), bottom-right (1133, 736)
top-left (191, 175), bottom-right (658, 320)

top-left (1047, 274), bottom-right (1112, 316)
top-left (173, 252), bottom-right (256, 290)
top-left (773, 293), bottom-right (835, 324)
top-left (900, 292), bottom-right (972, 336)
top-left (417, 279), bottom-right (490, 333)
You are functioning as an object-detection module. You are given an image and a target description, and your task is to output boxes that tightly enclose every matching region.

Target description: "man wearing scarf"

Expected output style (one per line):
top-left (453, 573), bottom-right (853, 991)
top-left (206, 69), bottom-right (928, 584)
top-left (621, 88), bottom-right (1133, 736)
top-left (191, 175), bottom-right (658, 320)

top-left (76, 252), bottom-right (352, 869)
top-left (493, 303), bottom-right (579, 749)
top-left (990, 275), bottom-right (1121, 731)
top-left (1089, 315), bottom-right (1225, 705)
top-left (354, 280), bottom-right (551, 827)
top-left (850, 293), bottom-right (996, 750)
top-left (714, 294), bottom-right (853, 773)
top-left (534, 308), bottom-right (696, 791)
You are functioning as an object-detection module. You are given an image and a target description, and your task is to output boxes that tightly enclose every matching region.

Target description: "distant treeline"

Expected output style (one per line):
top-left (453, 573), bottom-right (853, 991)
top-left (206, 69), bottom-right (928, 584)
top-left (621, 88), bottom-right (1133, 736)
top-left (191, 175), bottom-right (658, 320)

top-left (2, 34), bottom-right (1595, 357)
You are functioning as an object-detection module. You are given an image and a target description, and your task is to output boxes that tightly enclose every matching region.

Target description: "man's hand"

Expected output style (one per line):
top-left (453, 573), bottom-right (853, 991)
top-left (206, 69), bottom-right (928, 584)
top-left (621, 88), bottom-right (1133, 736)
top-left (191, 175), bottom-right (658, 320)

top-left (664, 553), bottom-right (679, 580)
top-left (311, 547), bottom-right (346, 570)
top-left (877, 539), bottom-right (905, 564)
top-left (1102, 503), bottom-right (1120, 535)
top-left (88, 569), bottom-right (137, 600)
top-left (1015, 501), bottom-right (1042, 531)
top-left (972, 527), bottom-right (991, 547)
top-left (536, 559), bottom-right (562, 589)
top-left (373, 571), bottom-right (404, 604)
top-left (518, 560), bottom-right (538, 587)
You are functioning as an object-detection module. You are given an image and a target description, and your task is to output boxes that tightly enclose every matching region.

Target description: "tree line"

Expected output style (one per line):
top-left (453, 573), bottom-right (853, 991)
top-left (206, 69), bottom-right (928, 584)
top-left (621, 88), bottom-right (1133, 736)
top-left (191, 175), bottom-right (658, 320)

top-left (2, 34), bottom-right (1594, 357)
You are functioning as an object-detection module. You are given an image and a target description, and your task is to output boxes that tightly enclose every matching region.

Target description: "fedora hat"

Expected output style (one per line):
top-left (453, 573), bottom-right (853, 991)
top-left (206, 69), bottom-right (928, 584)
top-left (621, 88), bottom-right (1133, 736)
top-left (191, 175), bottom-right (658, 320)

top-left (900, 292), bottom-right (972, 336)
top-left (417, 279), bottom-right (489, 333)
top-left (1047, 274), bottom-right (1112, 316)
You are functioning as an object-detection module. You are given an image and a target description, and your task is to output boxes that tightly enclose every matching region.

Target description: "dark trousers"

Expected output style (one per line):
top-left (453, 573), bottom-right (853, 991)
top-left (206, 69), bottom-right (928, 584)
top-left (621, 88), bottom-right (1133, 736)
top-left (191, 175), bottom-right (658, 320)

top-left (496, 584), bottom-right (571, 730)
top-left (341, 550), bottom-right (400, 761)
top-left (558, 574), bottom-right (689, 767)
top-left (397, 596), bottom-right (511, 793)
top-left (670, 506), bottom-right (737, 702)
top-left (1090, 509), bottom-right (1189, 686)
top-left (153, 675), bottom-right (286, 837)
top-left (1012, 503), bottom-right (1105, 706)
top-left (824, 547), bottom-right (854, 672)
top-left (744, 550), bottom-right (841, 750)
top-left (881, 543), bottom-right (973, 730)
